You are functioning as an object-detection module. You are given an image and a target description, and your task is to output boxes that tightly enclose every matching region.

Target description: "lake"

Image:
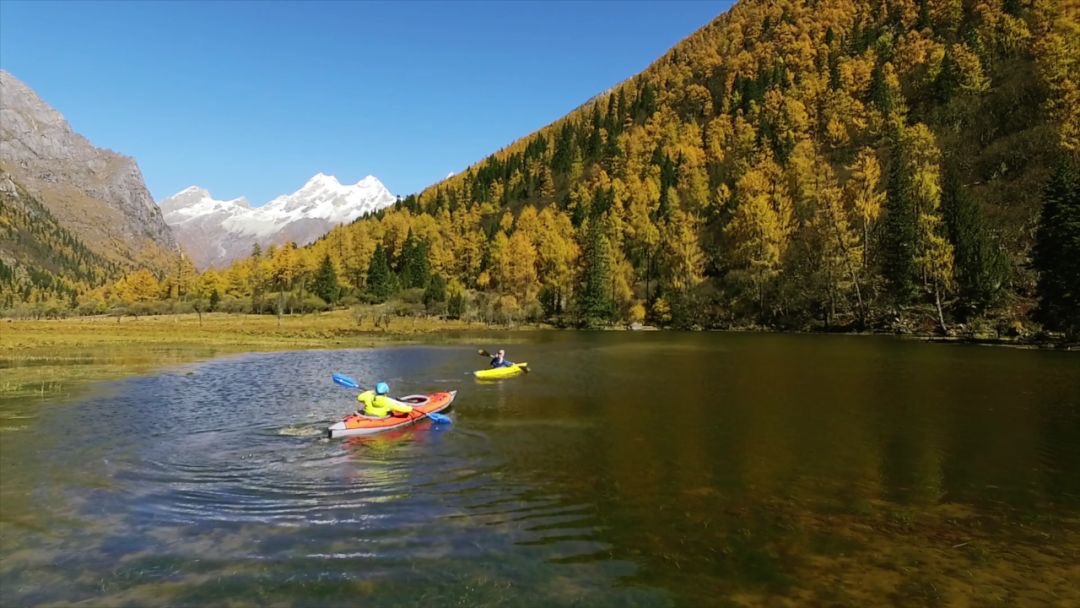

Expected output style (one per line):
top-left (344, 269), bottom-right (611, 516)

top-left (1, 332), bottom-right (1078, 606)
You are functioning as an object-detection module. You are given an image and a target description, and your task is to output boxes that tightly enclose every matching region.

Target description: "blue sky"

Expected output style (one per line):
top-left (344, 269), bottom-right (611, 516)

top-left (1, 1), bottom-right (732, 204)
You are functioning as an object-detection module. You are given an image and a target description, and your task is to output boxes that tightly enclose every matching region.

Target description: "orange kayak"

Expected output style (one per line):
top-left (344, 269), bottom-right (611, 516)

top-left (327, 391), bottom-right (456, 439)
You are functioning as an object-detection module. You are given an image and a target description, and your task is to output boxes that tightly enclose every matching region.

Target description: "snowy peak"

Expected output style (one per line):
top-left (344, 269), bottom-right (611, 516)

top-left (159, 187), bottom-right (250, 217)
top-left (261, 173), bottom-right (395, 221)
top-left (299, 172), bottom-right (342, 192)
top-left (159, 172), bottom-right (397, 269)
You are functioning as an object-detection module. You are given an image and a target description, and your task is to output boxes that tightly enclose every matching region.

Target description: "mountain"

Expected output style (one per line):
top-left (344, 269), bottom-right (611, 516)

top-left (0, 172), bottom-right (123, 309)
top-left (160, 173), bottom-right (396, 269)
top-left (0, 70), bottom-right (177, 287)
top-left (47, 0), bottom-right (1080, 335)
top-left (202, 0), bottom-right (1069, 333)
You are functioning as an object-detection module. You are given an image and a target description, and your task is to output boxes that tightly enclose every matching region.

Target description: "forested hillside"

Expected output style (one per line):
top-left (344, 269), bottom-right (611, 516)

top-left (0, 70), bottom-right (180, 314)
top-left (0, 173), bottom-right (124, 312)
top-left (39, 0), bottom-right (1080, 336)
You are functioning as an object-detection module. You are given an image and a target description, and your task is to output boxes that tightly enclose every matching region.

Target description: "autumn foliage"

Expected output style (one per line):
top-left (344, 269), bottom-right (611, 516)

top-left (8, 0), bottom-right (1078, 334)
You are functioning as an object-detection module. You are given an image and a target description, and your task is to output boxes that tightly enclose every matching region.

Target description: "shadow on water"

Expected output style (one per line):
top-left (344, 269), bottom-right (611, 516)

top-left (1, 333), bottom-right (1078, 606)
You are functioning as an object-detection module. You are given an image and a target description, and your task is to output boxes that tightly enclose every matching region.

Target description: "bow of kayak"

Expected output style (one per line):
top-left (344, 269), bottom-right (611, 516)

top-left (327, 391), bottom-right (456, 439)
top-left (473, 362), bottom-right (528, 379)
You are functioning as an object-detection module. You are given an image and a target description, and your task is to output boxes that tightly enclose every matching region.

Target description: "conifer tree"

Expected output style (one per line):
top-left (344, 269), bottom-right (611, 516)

top-left (881, 127), bottom-right (919, 306)
top-left (578, 219), bottom-right (614, 326)
top-left (366, 243), bottom-right (396, 302)
top-left (847, 148), bottom-right (886, 271)
top-left (312, 253), bottom-right (340, 305)
top-left (423, 273), bottom-right (448, 313)
top-left (942, 168), bottom-right (1007, 316)
top-left (1033, 161), bottom-right (1080, 338)
top-left (905, 124), bottom-right (954, 331)
top-left (400, 231), bottom-right (431, 289)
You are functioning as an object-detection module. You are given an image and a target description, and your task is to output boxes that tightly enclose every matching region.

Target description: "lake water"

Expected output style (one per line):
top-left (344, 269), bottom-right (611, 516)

top-left (1, 332), bottom-right (1078, 606)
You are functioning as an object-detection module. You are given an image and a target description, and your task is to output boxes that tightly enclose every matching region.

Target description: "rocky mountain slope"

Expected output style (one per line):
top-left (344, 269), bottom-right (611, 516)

top-left (0, 70), bottom-right (177, 274)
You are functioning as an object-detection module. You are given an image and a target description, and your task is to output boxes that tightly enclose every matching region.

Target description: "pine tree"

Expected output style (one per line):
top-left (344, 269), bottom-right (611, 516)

top-left (1033, 162), bottom-right (1080, 338)
top-left (942, 168), bottom-right (1007, 316)
top-left (424, 273), bottom-right (447, 308)
top-left (400, 231), bottom-right (430, 289)
top-left (586, 104), bottom-right (603, 161)
top-left (934, 48), bottom-right (959, 104)
top-left (551, 123), bottom-right (576, 175)
top-left (366, 243), bottom-right (396, 302)
top-left (313, 253), bottom-right (340, 305)
top-left (578, 219), bottom-right (614, 326)
top-left (881, 130), bottom-right (918, 306)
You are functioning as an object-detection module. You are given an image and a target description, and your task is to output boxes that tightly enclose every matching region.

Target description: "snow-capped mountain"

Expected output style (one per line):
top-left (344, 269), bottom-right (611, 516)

top-left (160, 173), bottom-right (396, 269)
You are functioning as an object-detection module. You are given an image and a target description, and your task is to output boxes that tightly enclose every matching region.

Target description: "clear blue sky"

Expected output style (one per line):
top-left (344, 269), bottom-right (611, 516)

top-left (1, 0), bottom-right (732, 204)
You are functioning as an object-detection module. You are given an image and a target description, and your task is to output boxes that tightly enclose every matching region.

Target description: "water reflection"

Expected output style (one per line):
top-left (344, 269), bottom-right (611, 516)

top-left (1, 335), bottom-right (1078, 606)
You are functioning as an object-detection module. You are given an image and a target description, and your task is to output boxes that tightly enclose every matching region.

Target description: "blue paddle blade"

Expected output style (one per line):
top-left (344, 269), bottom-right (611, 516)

top-left (332, 373), bottom-right (360, 389)
top-left (427, 412), bottom-right (452, 424)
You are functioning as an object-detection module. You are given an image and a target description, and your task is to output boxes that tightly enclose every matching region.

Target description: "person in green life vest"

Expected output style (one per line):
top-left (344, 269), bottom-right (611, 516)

top-left (356, 382), bottom-right (413, 418)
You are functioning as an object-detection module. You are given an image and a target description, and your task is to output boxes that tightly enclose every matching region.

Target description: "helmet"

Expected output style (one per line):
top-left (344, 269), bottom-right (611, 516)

top-left (375, 382), bottom-right (389, 395)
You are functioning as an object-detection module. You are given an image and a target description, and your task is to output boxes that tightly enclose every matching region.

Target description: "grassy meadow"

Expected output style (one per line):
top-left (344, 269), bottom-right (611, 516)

top-left (0, 310), bottom-right (533, 411)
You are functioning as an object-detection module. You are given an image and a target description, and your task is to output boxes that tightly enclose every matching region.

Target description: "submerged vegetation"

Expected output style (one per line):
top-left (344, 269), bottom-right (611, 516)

top-left (3, 0), bottom-right (1078, 340)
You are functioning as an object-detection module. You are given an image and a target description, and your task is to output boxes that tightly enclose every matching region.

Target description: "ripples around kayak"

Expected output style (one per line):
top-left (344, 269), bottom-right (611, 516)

top-left (0, 348), bottom-right (662, 607)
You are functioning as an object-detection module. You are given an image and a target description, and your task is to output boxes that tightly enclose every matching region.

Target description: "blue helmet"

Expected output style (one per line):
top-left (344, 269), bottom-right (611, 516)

top-left (375, 382), bottom-right (389, 395)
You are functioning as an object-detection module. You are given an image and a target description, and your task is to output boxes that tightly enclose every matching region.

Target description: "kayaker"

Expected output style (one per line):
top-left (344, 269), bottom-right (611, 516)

top-left (357, 382), bottom-right (413, 418)
top-left (356, 387), bottom-right (376, 414)
top-left (490, 349), bottom-right (515, 368)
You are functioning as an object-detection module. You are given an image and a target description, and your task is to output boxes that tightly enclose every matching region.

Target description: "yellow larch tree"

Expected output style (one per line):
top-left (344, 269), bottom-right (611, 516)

top-left (725, 159), bottom-right (794, 314)
top-left (846, 147), bottom-right (886, 270)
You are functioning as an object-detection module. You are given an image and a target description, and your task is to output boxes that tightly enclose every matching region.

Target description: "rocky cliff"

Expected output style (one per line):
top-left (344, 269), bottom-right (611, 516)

top-left (0, 70), bottom-right (177, 272)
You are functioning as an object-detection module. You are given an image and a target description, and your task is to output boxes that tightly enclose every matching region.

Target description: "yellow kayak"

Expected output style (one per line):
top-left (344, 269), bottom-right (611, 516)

top-left (474, 362), bottom-right (528, 379)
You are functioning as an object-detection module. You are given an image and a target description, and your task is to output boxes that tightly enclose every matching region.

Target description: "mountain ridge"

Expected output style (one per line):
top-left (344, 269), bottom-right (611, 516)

top-left (0, 69), bottom-right (178, 308)
top-left (0, 70), bottom-right (177, 260)
top-left (193, 0), bottom-right (1072, 333)
top-left (160, 172), bottom-right (396, 269)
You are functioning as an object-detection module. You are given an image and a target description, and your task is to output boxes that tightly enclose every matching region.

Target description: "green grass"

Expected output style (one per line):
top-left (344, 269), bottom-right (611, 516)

top-left (0, 310), bottom-right (538, 407)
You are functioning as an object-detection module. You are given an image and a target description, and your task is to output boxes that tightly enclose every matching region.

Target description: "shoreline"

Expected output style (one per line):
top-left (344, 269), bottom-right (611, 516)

top-left (703, 326), bottom-right (1078, 351)
top-left (4, 311), bottom-right (1076, 354)
top-left (1, 311), bottom-right (1073, 417)
top-left (0, 311), bottom-right (537, 407)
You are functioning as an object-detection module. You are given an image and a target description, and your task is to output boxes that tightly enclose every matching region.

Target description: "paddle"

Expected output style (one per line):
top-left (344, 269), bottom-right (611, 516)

top-left (330, 373), bottom-right (451, 425)
top-left (422, 411), bottom-right (452, 424)
top-left (332, 372), bottom-right (361, 389)
top-left (477, 349), bottom-right (529, 372)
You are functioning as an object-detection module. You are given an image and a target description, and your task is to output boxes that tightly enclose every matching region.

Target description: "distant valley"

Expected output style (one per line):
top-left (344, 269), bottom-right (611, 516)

top-left (0, 67), bottom-right (397, 302)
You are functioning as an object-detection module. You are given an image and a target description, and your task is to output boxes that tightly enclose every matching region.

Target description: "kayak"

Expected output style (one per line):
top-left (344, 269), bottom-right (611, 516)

top-left (327, 391), bottom-right (456, 439)
top-left (473, 362), bottom-right (528, 379)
